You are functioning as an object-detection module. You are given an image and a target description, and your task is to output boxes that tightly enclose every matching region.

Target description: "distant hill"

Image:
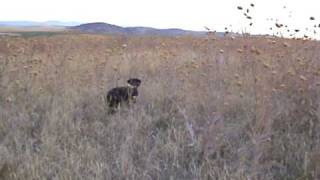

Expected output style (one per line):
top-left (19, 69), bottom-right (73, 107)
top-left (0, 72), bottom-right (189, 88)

top-left (0, 21), bottom-right (82, 27)
top-left (0, 21), bottom-right (226, 37)
top-left (69, 22), bottom-right (209, 36)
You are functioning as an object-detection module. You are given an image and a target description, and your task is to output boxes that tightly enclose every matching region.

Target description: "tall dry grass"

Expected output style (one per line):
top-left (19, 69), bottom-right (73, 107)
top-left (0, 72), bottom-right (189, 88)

top-left (0, 34), bottom-right (320, 179)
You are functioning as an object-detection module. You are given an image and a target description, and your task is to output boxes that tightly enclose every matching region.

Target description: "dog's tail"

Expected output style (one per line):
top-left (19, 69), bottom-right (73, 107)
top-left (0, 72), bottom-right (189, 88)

top-left (105, 94), bottom-right (117, 115)
top-left (105, 93), bottom-right (112, 105)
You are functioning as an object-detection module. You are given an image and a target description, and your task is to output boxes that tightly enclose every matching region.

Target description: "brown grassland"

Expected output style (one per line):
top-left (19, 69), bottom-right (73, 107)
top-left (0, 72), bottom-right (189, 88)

top-left (0, 33), bottom-right (320, 179)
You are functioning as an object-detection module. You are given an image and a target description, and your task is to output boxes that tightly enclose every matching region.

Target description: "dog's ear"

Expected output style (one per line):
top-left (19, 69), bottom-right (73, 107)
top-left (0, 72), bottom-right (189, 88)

top-left (127, 78), bottom-right (141, 87)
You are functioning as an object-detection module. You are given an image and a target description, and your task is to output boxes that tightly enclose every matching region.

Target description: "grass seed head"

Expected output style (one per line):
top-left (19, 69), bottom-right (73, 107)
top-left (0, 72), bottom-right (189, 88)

top-left (122, 44), bottom-right (127, 48)
top-left (263, 62), bottom-right (271, 69)
top-left (280, 84), bottom-right (286, 88)
top-left (275, 23), bottom-right (283, 28)
top-left (272, 88), bottom-right (277, 93)
top-left (6, 97), bottom-right (12, 103)
top-left (237, 48), bottom-right (243, 53)
top-left (299, 75), bottom-right (307, 81)
top-left (283, 42), bottom-right (290, 47)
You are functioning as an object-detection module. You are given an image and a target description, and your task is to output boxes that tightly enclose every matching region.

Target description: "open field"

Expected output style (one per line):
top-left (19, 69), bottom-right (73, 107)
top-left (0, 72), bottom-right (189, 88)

top-left (0, 26), bottom-right (66, 32)
top-left (0, 27), bottom-right (69, 37)
top-left (0, 33), bottom-right (320, 179)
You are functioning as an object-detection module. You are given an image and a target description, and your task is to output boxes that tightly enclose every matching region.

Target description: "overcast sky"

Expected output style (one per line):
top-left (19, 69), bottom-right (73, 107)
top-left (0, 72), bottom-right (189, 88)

top-left (1, 0), bottom-right (320, 36)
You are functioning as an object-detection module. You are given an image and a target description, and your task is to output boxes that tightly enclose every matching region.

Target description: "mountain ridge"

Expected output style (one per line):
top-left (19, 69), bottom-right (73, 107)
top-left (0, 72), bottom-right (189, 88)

top-left (0, 21), bottom-right (224, 36)
top-left (69, 22), bottom-right (210, 36)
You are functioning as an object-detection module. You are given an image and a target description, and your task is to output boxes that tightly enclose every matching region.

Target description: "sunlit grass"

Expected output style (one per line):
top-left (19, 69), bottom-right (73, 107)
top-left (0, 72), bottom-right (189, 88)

top-left (0, 27), bottom-right (320, 179)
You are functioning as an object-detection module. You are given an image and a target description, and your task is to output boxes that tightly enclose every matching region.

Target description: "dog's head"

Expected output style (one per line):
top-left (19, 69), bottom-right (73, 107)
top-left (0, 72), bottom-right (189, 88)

top-left (127, 78), bottom-right (141, 88)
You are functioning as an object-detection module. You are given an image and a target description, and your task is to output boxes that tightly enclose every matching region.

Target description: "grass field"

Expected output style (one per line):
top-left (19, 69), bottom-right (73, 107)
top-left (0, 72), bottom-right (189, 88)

top-left (0, 33), bottom-right (320, 179)
top-left (0, 26), bottom-right (69, 37)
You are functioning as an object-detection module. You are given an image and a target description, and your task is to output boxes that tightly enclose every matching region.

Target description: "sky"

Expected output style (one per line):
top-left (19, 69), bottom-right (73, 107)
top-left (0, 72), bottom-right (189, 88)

top-left (1, 0), bottom-right (320, 36)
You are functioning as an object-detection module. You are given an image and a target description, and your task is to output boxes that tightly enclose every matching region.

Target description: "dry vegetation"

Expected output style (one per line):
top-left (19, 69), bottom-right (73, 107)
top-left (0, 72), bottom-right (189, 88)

top-left (0, 33), bottom-right (320, 179)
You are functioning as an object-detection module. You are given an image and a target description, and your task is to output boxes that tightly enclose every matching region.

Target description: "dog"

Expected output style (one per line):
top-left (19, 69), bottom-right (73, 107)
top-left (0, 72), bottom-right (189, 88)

top-left (106, 78), bottom-right (141, 114)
